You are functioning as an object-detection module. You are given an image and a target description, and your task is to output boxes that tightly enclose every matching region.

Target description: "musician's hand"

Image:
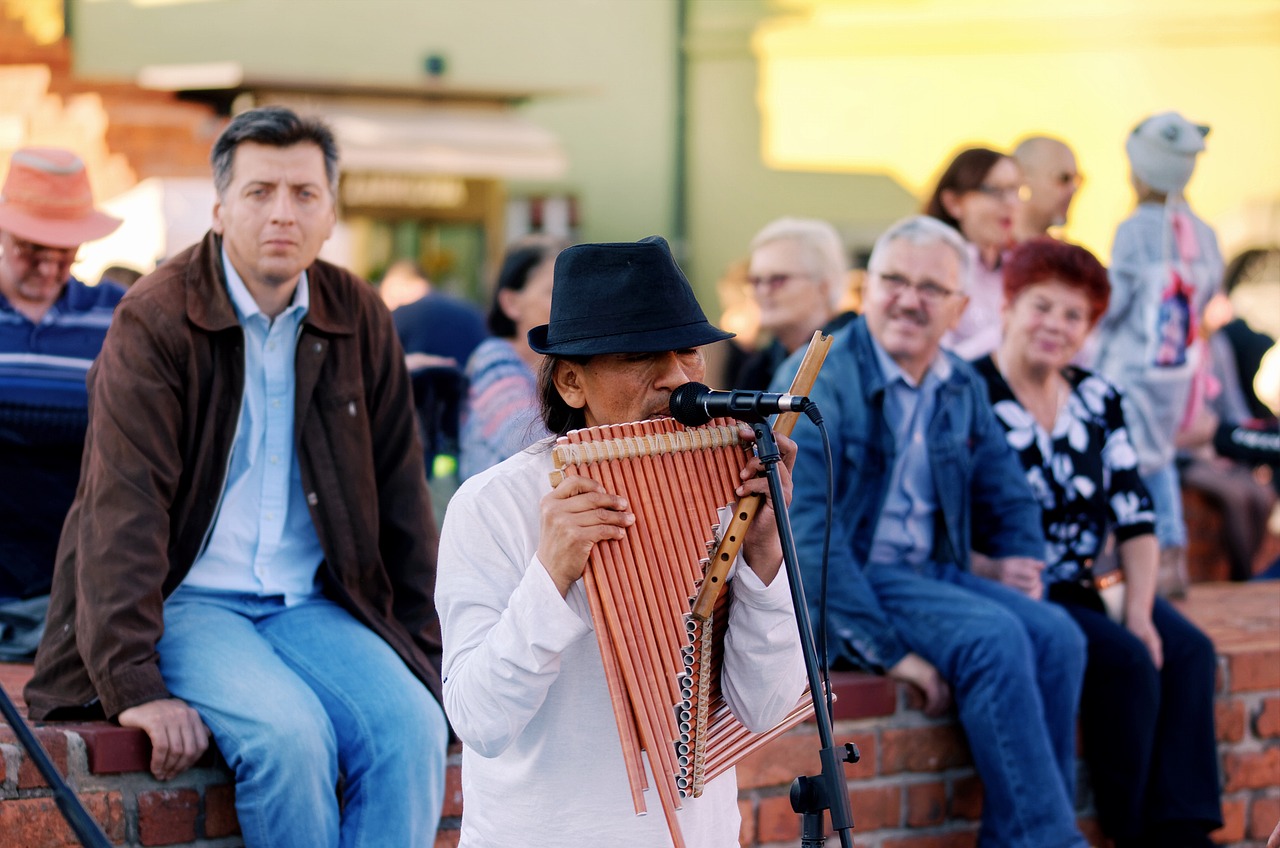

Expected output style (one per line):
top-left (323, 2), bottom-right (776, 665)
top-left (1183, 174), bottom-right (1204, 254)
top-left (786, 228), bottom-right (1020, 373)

top-left (736, 426), bottom-right (796, 585)
top-left (537, 474), bottom-right (634, 597)
top-left (118, 698), bottom-right (210, 781)
top-left (888, 653), bottom-right (952, 718)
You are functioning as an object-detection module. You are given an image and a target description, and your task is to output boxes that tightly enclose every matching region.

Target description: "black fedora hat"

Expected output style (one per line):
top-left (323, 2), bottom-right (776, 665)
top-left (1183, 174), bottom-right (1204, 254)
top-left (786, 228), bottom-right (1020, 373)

top-left (528, 236), bottom-right (733, 356)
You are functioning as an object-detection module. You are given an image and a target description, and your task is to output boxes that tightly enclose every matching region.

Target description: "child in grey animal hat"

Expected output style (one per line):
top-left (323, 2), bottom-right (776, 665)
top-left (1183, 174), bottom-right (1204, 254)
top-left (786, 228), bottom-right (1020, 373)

top-left (1090, 111), bottom-right (1224, 599)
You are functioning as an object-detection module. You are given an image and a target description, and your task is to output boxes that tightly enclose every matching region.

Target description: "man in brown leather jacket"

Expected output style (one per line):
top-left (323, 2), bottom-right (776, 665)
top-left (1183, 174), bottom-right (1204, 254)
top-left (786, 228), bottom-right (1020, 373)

top-left (25, 107), bottom-right (447, 848)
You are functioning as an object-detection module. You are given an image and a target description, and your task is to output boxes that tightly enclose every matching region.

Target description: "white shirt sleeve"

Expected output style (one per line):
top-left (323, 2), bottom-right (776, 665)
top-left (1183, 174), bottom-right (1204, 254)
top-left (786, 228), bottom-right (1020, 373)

top-left (719, 558), bottom-right (808, 732)
top-left (436, 458), bottom-right (593, 757)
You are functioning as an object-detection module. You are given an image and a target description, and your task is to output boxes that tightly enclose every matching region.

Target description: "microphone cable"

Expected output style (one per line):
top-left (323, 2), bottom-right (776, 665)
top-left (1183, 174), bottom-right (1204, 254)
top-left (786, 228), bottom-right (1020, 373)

top-left (803, 401), bottom-right (837, 723)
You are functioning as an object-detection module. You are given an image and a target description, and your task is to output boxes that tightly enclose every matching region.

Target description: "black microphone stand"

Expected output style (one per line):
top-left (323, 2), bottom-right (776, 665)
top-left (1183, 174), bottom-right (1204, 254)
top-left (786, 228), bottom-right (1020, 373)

top-left (747, 415), bottom-right (857, 847)
top-left (0, 685), bottom-right (111, 848)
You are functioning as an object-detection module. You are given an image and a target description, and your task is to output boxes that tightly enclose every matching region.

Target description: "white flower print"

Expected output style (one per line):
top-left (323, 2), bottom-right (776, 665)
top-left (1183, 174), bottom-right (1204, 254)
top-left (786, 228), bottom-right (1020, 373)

top-left (1111, 490), bottom-right (1146, 526)
top-left (1102, 427), bottom-right (1139, 471)
top-left (994, 399), bottom-right (1037, 450)
top-left (1071, 475), bottom-right (1096, 500)
top-left (1076, 375), bottom-right (1109, 416)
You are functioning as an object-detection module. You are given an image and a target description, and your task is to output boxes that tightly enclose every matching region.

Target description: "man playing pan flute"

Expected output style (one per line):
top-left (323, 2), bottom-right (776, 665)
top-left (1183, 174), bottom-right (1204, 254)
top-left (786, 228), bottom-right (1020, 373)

top-left (435, 236), bottom-right (807, 847)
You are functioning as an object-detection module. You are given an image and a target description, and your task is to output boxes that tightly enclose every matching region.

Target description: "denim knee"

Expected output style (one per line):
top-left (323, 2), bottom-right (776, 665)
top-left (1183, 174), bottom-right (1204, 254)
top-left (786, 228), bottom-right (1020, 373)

top-left (227, 706), bottom-right (338, 789)
top-left (1039, 602), bottom-right (1087, 678)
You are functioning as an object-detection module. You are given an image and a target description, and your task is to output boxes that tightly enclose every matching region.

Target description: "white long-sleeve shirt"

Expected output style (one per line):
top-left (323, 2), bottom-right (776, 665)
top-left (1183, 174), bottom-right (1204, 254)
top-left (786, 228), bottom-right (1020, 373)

top-left (436, 443), bottom-right (806, 848)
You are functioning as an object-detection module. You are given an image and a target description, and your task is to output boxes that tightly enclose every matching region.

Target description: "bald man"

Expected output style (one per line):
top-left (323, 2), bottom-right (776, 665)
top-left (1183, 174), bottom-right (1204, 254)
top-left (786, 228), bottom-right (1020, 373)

top-left (1013, 136), bottom-right (1081, 241)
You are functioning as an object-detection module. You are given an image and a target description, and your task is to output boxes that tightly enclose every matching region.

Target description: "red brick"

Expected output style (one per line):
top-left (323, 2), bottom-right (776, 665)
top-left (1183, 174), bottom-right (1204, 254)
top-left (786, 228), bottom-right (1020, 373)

top-left (137, 787), bottom-right (199, 846)
top-left (849, 784), bottom-right (901, 831)
top-left (756, 793), bottom-right (800, 843)
top-left (737, 798), bottom-right (754, 846)
top-left (442, 762), bottom-right (464, 817)
top-left (1213, 796), bottom-right (1247, 843)
top-left (66, 723), bottom-right (151, 774)
top-left (906, 780), bottom-right (947, 827)
top-left (0, 725), bottom-right (71, 789)
top-left (1223, 747), bottom-right (1280, 792)
top-left (881, 725), bottom-right (971, 774)
top-left (1249, 794), bottom-right (1280, 840)
top-left (203, 783), bottom-right (239, 838)
top-left (830, 672), bottom-right (897, 720)
top-left (1216, 698), bottom-right (1246, 743)
top-left (949, 775), bottom-right (984, 821)
top-left (1229, 650), bottom-right (1280, 693)
top-left (734, 730), bottom-right (877, 790)
top-left (735, 730), bottom-right (821, 790)
top-left (882, 829), bottom-right (979, 848)
top-left (1256, 697), bottom-right (1280, 739)
top-left (0, 792), bottom-right (126, 847)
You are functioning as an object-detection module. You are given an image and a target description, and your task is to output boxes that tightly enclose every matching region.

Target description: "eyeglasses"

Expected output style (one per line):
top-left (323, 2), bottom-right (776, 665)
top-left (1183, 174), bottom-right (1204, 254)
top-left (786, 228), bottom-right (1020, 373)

top-left (2, 234), bottom-right (78, 270)
top-left (747, 272), bottom-right (806, 292)
top-left (973, 183), bottom-right (1029, 203)
top-left (875, 272), bottom-right (961, 305)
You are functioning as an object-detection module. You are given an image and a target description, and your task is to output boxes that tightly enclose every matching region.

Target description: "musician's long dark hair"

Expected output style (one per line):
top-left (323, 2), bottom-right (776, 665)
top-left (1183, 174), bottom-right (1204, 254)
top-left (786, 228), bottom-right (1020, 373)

top-left (538, 354), bottom-right (591, 436)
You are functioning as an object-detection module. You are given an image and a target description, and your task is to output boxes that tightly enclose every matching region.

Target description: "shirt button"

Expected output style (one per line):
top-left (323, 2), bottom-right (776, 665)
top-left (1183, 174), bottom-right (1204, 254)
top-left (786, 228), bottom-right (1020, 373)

top-left (265, 512), bottom-right (274, 521)
top-left (270, 455), bottom-right (280, 464)
top-left (268, 342), bottom-right (277, 352)
top-left (272, 399), bottom-right (282, 409)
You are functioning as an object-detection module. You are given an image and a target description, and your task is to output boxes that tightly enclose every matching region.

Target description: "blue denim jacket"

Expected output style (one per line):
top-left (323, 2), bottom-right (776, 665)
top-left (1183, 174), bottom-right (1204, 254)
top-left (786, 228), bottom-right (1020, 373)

top-left (771, 317), bottom-right (1044, 671)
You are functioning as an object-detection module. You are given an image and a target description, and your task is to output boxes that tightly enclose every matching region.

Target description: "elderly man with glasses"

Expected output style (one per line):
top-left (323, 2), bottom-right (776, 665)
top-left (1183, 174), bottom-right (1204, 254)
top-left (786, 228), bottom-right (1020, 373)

top-left (0, 148), bottom-right (124, 648)
top-left (774, 215), bottom-right (1090, 848)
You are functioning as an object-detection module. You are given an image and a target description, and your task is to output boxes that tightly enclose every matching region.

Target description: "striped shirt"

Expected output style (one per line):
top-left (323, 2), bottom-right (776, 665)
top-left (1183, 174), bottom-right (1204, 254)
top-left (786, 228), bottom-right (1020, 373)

top-left (0, 276), bottom-right (124, 598)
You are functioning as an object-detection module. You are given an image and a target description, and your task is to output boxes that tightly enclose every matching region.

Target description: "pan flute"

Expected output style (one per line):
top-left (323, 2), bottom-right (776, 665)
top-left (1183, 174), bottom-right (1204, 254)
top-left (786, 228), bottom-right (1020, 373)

top-left (551, 417), bottom-right (814, 848)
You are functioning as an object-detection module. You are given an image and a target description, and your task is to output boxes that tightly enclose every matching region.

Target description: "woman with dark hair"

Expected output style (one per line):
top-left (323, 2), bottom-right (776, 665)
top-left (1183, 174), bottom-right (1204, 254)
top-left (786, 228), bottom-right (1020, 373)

top-left (459, 235), bottom-right (568, 480)
top-left (924, 146), bottom-right (1023, 359)
top-left (974, 237), bottom-right (1222, 848)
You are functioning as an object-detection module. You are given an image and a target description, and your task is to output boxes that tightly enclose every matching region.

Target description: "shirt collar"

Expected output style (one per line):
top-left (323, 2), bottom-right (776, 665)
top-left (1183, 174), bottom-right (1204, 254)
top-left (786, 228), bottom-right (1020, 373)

top-left (867, 331), bottom-right (952, 390)
top-left (221, 247), bottom-right (309, 323)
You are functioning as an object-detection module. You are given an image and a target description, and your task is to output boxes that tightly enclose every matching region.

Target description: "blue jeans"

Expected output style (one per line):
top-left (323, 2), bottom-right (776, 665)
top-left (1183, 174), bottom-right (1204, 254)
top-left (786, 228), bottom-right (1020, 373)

top-left (1142, 463), bottom-right (1187, 549)
top-left (865, 562), bottom-right (1088, 848)
top-left (158, 587), bottom-right (447, 848)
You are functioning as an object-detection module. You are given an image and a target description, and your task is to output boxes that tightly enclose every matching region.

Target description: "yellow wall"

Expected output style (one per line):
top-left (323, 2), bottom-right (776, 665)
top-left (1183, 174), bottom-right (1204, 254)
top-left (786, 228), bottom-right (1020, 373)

top-left (753, 0), bottom-right (1280, 259)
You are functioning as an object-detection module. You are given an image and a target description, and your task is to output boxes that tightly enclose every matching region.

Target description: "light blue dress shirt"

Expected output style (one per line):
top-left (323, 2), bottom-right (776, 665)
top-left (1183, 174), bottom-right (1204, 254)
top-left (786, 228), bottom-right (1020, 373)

top-left (865, 337), bottom-right (952, 569)
top-left (182, 251), bottom-right (324, 604)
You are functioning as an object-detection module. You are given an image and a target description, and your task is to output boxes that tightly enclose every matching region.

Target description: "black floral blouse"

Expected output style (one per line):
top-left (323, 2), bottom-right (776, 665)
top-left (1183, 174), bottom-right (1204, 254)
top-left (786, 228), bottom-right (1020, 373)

top-left (974, 356), bottom-right (1156, 585)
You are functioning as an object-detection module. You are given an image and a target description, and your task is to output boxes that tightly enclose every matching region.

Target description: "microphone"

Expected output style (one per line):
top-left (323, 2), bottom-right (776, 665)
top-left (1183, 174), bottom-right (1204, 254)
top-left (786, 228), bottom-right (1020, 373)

top-left (669, 382), bottom-right (807, 427)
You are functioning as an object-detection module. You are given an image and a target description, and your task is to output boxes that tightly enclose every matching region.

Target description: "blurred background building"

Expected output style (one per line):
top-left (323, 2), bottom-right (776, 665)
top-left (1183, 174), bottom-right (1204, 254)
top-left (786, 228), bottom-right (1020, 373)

top-left (1, 0), bottom-right (1276, 333)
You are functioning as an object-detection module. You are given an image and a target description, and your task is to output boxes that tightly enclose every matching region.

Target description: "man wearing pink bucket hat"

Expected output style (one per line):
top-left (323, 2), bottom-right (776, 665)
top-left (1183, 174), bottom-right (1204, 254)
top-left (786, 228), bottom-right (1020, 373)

top-left (0, 148), bottom-right (124, 639)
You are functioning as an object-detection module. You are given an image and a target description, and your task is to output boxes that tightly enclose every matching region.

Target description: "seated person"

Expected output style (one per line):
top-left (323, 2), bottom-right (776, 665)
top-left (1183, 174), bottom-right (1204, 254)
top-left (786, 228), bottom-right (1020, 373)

top-left (974, 237), bottom-right (1221, 848)
top-left (1177, 296), bottom-right (1277, 580)
top-left (736, 217), bottom-right (855, 390)
top-left (436, 236), bottom-right (806, 846)
top-left (0, 147), bottom-right (123, 619)
top-left (25, 107), bottom-right (447, 848)
top-left (390, 259), bottom-right (488, 368)
top-left (776, 215), bottom-right (1088, 848)
top-left (459, 235), bottom-right (567, 481)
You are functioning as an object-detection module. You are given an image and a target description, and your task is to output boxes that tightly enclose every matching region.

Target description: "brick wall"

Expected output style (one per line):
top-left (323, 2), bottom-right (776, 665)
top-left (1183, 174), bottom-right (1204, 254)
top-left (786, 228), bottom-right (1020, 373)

top-left (3, 582), bottom-right (1277, 847)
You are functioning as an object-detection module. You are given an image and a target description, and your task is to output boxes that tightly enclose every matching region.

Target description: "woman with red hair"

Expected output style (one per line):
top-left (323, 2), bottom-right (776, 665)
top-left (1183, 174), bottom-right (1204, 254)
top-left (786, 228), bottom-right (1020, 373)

top-left (974, 237), bottom-right (1222, 848)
